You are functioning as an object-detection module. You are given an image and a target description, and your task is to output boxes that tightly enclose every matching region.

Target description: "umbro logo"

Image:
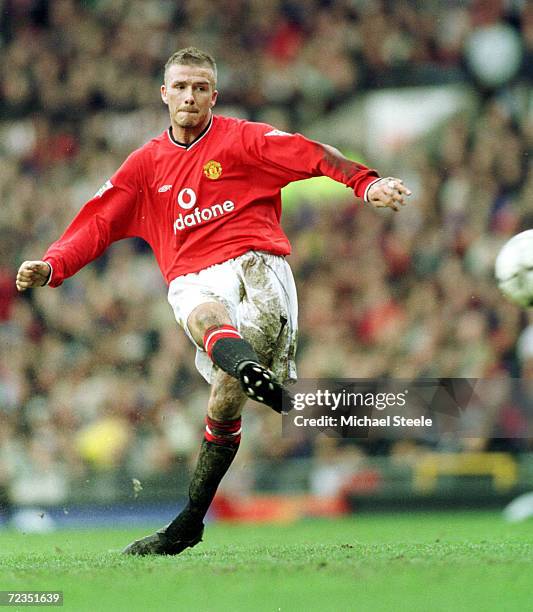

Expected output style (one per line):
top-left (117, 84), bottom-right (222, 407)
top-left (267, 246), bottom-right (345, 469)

top-left (93, 180), bottom-right (113, 198)
top-left (158, 184), bottom-right (173, 193)
top-left (265, 129), bottom-right (291, 137)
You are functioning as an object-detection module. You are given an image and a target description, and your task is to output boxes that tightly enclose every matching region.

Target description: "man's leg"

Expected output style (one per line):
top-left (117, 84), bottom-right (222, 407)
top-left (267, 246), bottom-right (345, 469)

top-left (122, 301), bottom-right (291, 555)
top-left (188, 302), bottom-right (292, 413)
top-left (163, 372), bottom-right (244, 539)
top-left (122, 371), bottom-right (245, 556)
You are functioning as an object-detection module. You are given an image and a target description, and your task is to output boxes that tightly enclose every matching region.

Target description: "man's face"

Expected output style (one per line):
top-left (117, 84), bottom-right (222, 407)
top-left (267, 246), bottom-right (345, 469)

top-left (161, 63), bottom-right (218, 130)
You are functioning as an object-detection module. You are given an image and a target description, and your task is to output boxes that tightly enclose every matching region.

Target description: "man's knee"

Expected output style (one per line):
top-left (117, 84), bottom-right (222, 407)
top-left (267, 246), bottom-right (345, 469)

top-left (188, 302), bottom-right (231, 346)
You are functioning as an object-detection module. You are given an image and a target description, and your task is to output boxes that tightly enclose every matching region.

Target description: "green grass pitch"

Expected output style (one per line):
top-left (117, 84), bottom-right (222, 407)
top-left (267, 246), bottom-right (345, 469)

top-left (1, 512), bottom-right (532, 611)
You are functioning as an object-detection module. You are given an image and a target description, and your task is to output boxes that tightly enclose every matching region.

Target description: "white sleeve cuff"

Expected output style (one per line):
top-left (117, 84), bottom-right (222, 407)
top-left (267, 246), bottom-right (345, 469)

top-left (364, 178), bottom-right (384, 203)
top-left (44, 262), bottom-right (53, 286)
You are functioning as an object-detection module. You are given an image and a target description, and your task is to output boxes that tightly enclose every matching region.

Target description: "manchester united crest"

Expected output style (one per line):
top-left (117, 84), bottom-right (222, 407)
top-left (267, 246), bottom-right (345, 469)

top-left (203, 160), bottom-right (222, 180)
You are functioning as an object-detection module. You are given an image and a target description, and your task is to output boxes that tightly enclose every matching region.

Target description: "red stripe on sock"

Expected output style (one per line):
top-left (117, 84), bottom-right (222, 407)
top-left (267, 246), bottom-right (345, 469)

top-left (205, 416), bottom-right (242, 446)
top-left (206, 415), bottom-right (241, 433)
top-left (203, 325), bottom-right (242, 359)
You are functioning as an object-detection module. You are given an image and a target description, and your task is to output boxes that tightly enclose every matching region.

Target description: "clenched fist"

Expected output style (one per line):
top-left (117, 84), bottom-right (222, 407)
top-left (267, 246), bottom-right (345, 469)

top-left (367, 177), bottom-right (412, 212)
top-left (16, 261), bottom-right (51, 292)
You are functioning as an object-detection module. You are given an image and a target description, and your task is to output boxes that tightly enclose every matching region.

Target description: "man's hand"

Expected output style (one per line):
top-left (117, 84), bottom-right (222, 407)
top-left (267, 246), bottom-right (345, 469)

top-left (367, 177), bottom-right (412, 212)
top-left (16, 261), bottom-right (51, 292)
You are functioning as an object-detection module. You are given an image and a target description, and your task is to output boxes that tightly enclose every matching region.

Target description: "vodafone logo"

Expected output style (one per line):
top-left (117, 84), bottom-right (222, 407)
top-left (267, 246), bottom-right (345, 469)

top-left (177, 188), bottom-right (197, 210)
top-left (173, 187), bottom-right (236, 233)
top-left (173, 201), bottom-right (235, 233)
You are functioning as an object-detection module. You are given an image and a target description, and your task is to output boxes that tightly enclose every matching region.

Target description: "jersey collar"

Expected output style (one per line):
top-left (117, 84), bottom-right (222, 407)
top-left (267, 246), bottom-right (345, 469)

top-left (167, 115), bottom-right (213, 150)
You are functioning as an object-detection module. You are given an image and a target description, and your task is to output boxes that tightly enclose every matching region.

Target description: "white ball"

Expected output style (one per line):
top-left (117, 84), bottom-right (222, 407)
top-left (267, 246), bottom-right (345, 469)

top-left (495, 230), bottom-right (533, 308)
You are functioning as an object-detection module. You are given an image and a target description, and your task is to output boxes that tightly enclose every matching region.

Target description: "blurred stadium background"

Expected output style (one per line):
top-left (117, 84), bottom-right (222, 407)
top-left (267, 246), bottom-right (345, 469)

top-left (0, 0), bottom-right (532, 532)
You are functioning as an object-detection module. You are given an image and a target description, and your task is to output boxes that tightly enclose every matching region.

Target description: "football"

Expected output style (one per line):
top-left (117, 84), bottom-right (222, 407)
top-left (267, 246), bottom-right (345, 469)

top-left (495, 229), bottom-right (533, 307)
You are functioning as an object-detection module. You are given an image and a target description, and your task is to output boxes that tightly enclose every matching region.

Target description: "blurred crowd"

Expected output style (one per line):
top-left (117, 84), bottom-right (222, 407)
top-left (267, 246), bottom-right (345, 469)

top-left (1, 0), bottom-right (532, 125)
top-left (1, 0), bottom-right (532, 509)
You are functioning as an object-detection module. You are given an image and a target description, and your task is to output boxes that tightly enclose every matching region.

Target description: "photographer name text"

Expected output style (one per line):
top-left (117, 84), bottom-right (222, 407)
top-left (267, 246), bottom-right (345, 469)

top-left (293, 415), bottom-right (432, 428)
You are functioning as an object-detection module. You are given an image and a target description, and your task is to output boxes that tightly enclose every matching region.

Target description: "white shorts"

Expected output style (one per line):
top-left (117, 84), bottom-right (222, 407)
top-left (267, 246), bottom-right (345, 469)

top-left (167, 251), bottom-right (298, 384)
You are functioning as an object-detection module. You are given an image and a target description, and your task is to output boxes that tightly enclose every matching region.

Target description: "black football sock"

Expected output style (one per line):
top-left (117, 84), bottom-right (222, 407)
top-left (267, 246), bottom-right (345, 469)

top-left (165, 416), bottom-right (241, 539)
top-left (203, 325), bottom-right (260, 378)
top-left (202, 325), bottom-right (291, 414)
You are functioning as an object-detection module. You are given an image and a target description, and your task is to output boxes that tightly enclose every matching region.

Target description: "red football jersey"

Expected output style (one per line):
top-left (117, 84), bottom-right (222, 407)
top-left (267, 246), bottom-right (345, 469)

top-left (43, 115), bottom-right (379, 287)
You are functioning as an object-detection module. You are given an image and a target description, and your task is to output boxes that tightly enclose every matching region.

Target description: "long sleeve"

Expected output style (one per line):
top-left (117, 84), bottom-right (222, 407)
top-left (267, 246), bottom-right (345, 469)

top-left (43, 149), bottom-right (145, 287)
top-left (239, 122), bottom-right (380, 200)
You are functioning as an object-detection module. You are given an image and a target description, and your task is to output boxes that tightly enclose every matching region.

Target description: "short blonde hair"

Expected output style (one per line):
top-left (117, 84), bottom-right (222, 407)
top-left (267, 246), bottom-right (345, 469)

top-left (164, 47), bottom-right (217, 86)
